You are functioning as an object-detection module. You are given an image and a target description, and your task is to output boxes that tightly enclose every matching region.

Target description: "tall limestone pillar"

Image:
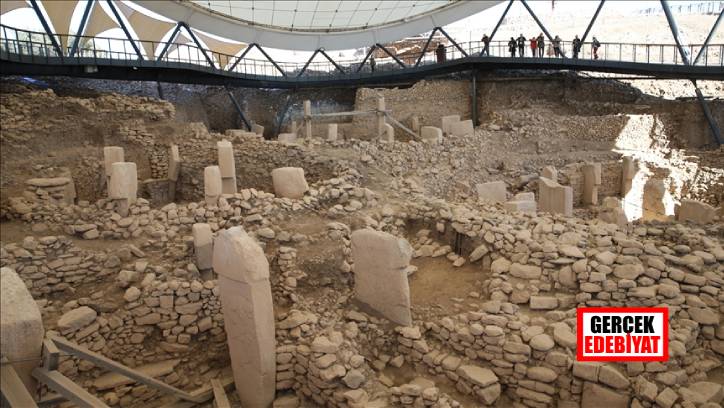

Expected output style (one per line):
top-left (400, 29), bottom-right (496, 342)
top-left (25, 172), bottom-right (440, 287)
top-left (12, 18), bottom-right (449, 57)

top-left (581, 162), bottom-right (601, 205)
top-left (212, 227), bottom-right (275, 407)
top-left (376, 96), bottom-right (386, 139)
top-left (1, 267), bottom-right (44, 396)
top-left (103, 146), bottom-right (124, 194)
top-left (303, 100), bottom-right (312, 138)
top-left (109, 162), bottom-right (137, 217)
top-left (217, 140), bottom-right (237, 194)
top-left (204, 166), bottom-right (222, 206)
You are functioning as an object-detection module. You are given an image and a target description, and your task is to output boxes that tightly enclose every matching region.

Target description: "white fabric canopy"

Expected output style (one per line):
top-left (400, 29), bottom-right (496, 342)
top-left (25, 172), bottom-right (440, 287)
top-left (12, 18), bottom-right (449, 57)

top-left (83, 1), bottom-right (119, 38)
top-left (42, 0), bottom-right (76, 49)
top-left (0, 0), bottom-right (28, 16)
top-left (115, 0), bottom-right (175, 59)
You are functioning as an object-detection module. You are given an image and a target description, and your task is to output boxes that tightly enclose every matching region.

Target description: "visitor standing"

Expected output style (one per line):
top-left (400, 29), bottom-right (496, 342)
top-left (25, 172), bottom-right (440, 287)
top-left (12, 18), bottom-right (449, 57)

top-left (536, 33), bottom-right (545, 57)
top-left (508, 37), bottom-right (517, 57)
top-left (529, 36), bottom-right (537, 57)
top-left (517, 34), bottom-right (526, 57)
top-left (553, 35), bottom-right (562, 57)
top-left (436, 43), bottom-right (446, 63)
top-left (481, 34), bottom-right (490, 56)
top-left (370, 55), bottom-right (376, 72)
top-left (592, 36), bottom-right (601, 60)
top-left (572, 35), bottom-right (581, 59)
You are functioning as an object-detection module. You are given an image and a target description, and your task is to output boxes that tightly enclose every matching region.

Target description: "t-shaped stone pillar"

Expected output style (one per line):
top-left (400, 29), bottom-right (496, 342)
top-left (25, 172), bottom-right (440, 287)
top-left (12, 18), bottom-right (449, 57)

top-left (376, 96), bottom-right (386, 139)
top-left (109, 162), bottom-right (137, 216)
top-left (539, 177), bottom-right (573, 216)
top-left (621, 156), bottom-right (636, 196)
top-left (327, 123), bottom-right (338, 141)
top-left (581, 162), bottom-right (602, 205)
top-left (217, 140), bottom-right (237, 194)
top-left (303, 100), bottom-right (312, 138)
top-left (103, 146), bottom-right (124, 194)
top-left (192, 223), bottom-right (213, 270)
top-left (168, 144), bottom-right (181, 200)
top-left (541, 166), bottom-right (558, 182)
top-left (212, 227), bottom-right (275, 408)
top-left (204, 166), bottom-right (222, 206)
top-left (1, 267), bottom-right (44, 396)
top-left (351, 229), bottom-right (413, 326)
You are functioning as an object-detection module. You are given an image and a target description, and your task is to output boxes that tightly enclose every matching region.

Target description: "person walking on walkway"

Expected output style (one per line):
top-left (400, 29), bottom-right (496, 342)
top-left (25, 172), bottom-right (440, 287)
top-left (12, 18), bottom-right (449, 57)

top-left (592, 36), bottom-right (601, 59)
top-left (436, 43), bottom-right (446, 63)
top-left (536, 33), bottom-right (545, 57)
top-left (481, 34), bottom-right (490, 56)
top-left (370, 55), bottom-right (376, 72)
top-left (529, 36), bottom-right (537, 57)
top-left (553, 35), bottom-right (562, 57)
top-left (508, 37), bottom-right (517, 57)
top-left (517, 34), bottom-right (526, 57)
top-left (572, 35), bottom-right (581, 58)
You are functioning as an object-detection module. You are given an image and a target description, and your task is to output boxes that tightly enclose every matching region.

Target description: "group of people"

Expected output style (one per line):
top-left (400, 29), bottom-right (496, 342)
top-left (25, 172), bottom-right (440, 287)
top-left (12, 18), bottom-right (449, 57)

top-left (480, 33), bottom-right (601, 59)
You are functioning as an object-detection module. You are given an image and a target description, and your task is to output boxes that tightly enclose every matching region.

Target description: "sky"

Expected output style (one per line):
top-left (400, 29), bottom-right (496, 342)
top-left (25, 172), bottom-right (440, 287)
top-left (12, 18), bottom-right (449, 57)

top-left (1, 0), bottom-right (721, 62)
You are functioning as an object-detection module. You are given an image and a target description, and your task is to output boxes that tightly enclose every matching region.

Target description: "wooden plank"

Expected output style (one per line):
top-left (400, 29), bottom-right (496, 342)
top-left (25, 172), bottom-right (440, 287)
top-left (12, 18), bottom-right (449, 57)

top-left (210, 379), bottom-right (230, 408)
top-left (32, 368), bottom-right (108, 408)
top-left (311, 110), bottom-right (376, 118)
top-left (1, 361), bottom-right (39, 408)
top-left (37, 393), bottom-right (65, 407)
top-left (159, 376), bottom-right (234, 408)
top-left (42, 339), bottom-right (59, 371)
top-left (385, 113), bottom-right (419, 139)
top-left (49, 336), bottom-right (203, 403)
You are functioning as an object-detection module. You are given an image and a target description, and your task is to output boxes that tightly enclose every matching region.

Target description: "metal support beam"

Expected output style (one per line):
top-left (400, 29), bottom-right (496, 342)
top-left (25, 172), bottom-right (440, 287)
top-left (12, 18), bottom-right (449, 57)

top-left (228, 43), bottom-right (255, 71)
top-left (580, 0), bottom-right (605, 44)
top-left (179, 22), bottom-right (214, 67)
top-left (297, 49), bottom-right (320, 77)
top-left (28, 0), bottom-right (63, 57)
top-left (226, 87), bottom-right (251, 131)
top-left (356, 45), bottom-right (376, 72)
top-left (156, 81), bottom-right (164, 99)
top-left (254, 44), bottom-right (287, 77)
top-left (520, 0), bottom-right (563, 56)
top-left (273, 94), bottom-right (293, 139)
top-left (692, 10), bottom-right (723, 65)
top-left (692, 82), bottom-right (723, 145)
top-left (106, 0), bottom-right (143, 60)
top-left (437, 27), bottom-right (468, 57)
top-left (69, 0), bottom-right (94, 57)
top-left (471, 71), bottom-right (478, 126)
top-left (414, 29), bottom-right (438, 67)
top-left (319, 49), bottom-right (346, 74)
top-left (660, 0), bottom-right (690, 65)
top-left (375, 43), bottom-right (406, 67)
top-left (486, 0), bottom-right (514, 54)
top-left (156, 23), bottom-right (181, 61)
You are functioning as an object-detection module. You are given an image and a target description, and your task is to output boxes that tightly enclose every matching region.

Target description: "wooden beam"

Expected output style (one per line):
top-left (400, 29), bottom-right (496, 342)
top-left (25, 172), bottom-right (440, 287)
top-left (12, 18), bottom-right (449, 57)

top-left (384, 113), bottom-right (419, 139)
top-left (32, 368), bottom-right (108, 408)
top-left (1, 361), bottom-right (38, 408)
top-left (159, 376), bottom-right (234, 408)
top-left (310, 110), bottom-right (377, 118)
top-left (49, 336), bottom-right (203, 403)
top-left (211, 379), bottom-right (230, 408)
top-left (37, 393), bottom-right (64, 407)
top-left (42, 339), bottom-right (59, 371)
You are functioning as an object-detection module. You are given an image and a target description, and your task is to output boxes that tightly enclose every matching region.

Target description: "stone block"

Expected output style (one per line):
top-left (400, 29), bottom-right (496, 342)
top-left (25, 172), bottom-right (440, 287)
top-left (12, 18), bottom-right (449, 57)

top-left (193, 223), bottom-right (213, 270)
top-left (217, 140), bottom-right (236, 179)
top-left (351, 229), bottom-right (412, 326)
top-left (581, 162), bottom-right (601, 205)
top-left (327, 124), bottom-right (338, 141)
top-left (421, 126), bottom-right (442, 144)
top-left (278, 133), bottom-right (297, 144)
top-left (109, 162), bottom-right (137, 203)
top-left (103, 146), bottom-right (124, 177)
top-left (212, 227), bottom-right (275, 407)
top-left (539, 177), bottom-right (572, 216)
top-left (505, 200), bottom-right (537, 214)
top-left (475, 181), bottom-right (507, 203)
top-left (1, 267), bottom-right (44, 394)
top-left (541, 166), bottom-right (557, 182)
top-left (381, 123), bottom-right (394, 142)
top-left (252, 123), bottom-right (264, 136)
top-left (271, 167), bottom-right (309, 199)
top-left (582, 382), bottom-right (630, 408)
top-left (677, 199), bottom-right (716, 224)
top-left (450, 119), bottom-right (474, 137)
top-left (204, 166), bottom-right (222, 205)
top-left (441, 115), bottom-right (461, 134)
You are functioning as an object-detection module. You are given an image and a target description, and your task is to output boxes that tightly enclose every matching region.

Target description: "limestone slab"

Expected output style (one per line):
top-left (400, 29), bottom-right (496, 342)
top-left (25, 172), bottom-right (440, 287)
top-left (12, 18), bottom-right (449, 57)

top-left (271, 167), bottom-right (309, 199)
top-left (109, 162), bottom-right (137, 203)
top-left (476, 181), bottom-right (507, 203)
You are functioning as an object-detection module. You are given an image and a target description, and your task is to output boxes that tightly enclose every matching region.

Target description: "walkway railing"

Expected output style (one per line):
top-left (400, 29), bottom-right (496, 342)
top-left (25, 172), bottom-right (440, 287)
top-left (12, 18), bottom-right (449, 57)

top-left (1, 24), bottom-right (723, 81)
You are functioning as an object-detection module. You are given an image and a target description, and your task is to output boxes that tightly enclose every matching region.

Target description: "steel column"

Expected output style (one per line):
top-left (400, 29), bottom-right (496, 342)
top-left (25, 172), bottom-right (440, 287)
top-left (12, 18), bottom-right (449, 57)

top-left (356, 45), bottom-right (376, 72)
top-left (580, 0), bottom-right (605, 44)
top-left (437, 27), bottom-right (468, 57)
top-left (375, 43), bottom-right (406, 67)
top-left (660, 0), bottom-right (690, 65)
top-left (28, 0), bottom-right (63, 57)
top-left (692, 10), bottom-right (723, 65)
top-left (414, 29), bottom-right (438, 67)
top-left (226, 87), bottom-right (251, 131)
top-left (297, 49), bottom-right (320, 77)
top-left (106, 0), bottom-right (143, 60)
top-left (156, 81), bottom-right (164, 99)
top-left (520, 0), bottom-right (563, 56)
top-left (693, 84), bottom-right (723, 145)
top-left (179, 22), bottom-right (215, 67)
top-left (69, 0), bottom-right (94, 57)
top-left (319, 49), bottom-right (346, 74)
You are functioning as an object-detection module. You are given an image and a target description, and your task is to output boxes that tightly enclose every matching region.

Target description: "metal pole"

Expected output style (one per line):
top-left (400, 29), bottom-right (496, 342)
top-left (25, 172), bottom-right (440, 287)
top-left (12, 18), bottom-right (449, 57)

top-left (375, 43), bottom-right (406, 67)
top-left (226, 87), bottom-right (251, 131)
top-left (693, 83), bottom-right (723, 145)
top-left (319, 49), bottom-right (345, 74)
top-left (488, 0), bottom-right (514, 50)
top-left (69, 0), bottom-right (94, 57)
top-left (356, 45), bottom-right (376, 72)
top-left (254, 44), bottom-right (287, 76)
top-left (580, 0), bottom-right (605, 44)
top-left (156, 81), bottom-right (164, 99)
top-left (180, 22), bottom-right (215, 67)
top-left (660, 0), bottom-right (690, 65)
top-left (436, 26), bottom-right (468, 57)
top-left (28, 0), bottom-right (63, 57)
top-left (692, 10), bottom-right (723, 65)
top-left (519, 0), bottom-right (564, 57)
top-left (297, 49), bottom-right (320, 77)
top-left (414, 28), bottom-right (438, 67)
top-left (156, 23), bottom-right (181, 61)
top-left (105, 0), bottom-right (143, 60)
top-left (228, 43), bottom-right (255, 71)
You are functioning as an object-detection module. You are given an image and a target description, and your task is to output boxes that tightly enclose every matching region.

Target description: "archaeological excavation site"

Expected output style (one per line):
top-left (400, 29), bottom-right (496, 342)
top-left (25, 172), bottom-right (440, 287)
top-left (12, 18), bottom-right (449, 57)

top-left (1, 1), bottom-right (723, 407)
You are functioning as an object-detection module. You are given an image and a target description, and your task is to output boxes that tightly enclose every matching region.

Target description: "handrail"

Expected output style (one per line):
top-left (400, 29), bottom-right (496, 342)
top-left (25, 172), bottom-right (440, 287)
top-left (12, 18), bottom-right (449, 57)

top-left (1, 23), bottom-right (723, 81)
